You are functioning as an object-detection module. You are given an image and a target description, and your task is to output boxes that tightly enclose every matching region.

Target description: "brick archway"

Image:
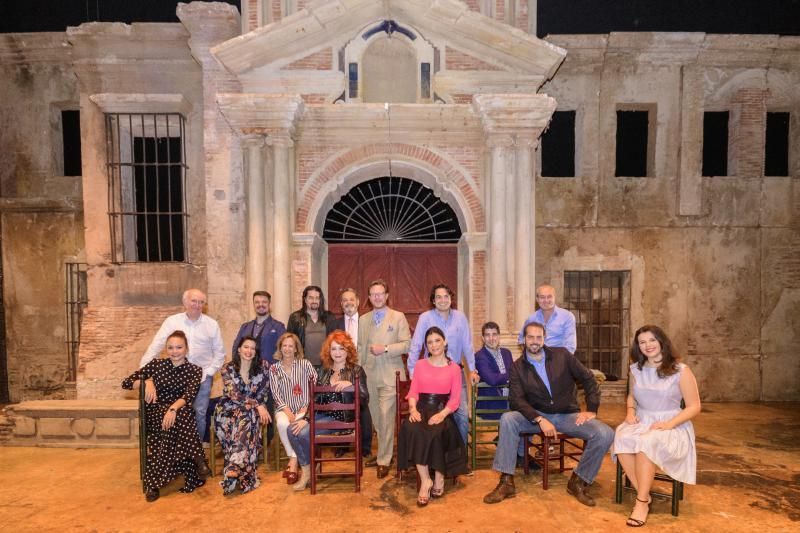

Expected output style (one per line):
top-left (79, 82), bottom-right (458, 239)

top-left (296, 143), bottom-right (485, 236)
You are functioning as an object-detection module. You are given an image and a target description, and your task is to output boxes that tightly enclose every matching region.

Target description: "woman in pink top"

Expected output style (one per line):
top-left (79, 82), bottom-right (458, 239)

top-left (398, 326), bottom-right (469, 507)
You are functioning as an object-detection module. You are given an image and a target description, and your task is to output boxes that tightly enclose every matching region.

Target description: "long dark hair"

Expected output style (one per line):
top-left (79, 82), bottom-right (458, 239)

top-left (423, 326), bottom-right (452, 364)
top-left (233, 335), bottom-right (262, 378)
top-left (630, 325), bottom-right (680, 378)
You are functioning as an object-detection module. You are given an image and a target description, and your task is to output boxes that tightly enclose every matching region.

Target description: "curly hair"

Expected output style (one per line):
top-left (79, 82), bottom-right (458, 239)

top-left (630, 325), bottom-right (680, 378)
top-left (273, 332), bottom-right (305, 361)
top-left (320, 330), bottom-right (359, 369)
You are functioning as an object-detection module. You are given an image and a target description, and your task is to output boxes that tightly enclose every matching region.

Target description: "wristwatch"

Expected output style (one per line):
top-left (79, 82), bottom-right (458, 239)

top-left (534, 416), bottom-right (543, 424)
top-left (168, 407), bottom-right (177, 413)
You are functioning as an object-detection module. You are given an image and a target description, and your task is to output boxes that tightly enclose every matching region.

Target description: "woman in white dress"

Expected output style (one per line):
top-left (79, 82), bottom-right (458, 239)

top-left (614, 325), bottom-right (701, 527)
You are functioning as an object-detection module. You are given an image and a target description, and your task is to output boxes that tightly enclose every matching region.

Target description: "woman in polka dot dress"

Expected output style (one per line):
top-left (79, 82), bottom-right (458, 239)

top-left (122, 329), bottom-right (207, 502)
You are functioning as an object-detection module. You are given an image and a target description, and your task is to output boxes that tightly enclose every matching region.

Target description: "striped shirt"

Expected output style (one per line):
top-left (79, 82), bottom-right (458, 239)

top-left (269, 359), bottom-right (318, 413)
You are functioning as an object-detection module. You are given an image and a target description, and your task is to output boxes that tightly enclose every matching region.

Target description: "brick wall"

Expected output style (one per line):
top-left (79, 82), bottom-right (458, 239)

top-left (247, 0), bottom-right (258, 32)
top-left (284, 48), bottom-right (333, 70)
top-left (731, 88), bottom-right (767, 177)
top-left (295, 143), bottom-right (486, 232)
top-left (445, 46), bottom-right (501, 71)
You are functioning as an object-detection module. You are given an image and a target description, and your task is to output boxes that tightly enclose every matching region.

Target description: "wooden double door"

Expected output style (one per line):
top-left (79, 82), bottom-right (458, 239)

top-left (327, 244), bottom-right (457, 332)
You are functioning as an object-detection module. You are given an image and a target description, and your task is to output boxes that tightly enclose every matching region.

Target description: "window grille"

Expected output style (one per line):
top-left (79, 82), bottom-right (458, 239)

top-left (562, 271), bottom-right (630, 377)
top-left (105, 113), bottom-right (188, 263)
top-left (323, 176), bottom-right (461, 242)
top-left (65, 262), bottom-right (88, 382)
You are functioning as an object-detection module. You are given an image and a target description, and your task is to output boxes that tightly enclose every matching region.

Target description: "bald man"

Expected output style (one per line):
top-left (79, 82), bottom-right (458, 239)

top-left (140, 288), bottom-right (225, 442)
top-left (517, 284), bottom-right (577, 353)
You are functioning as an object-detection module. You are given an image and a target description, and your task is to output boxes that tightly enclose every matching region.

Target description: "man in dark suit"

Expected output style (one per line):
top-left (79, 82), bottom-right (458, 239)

top-left (331, 288), bottom-right (375, 465)
top-left (474, 321), bottom-right (514, 420)
top-left (231, 291), bottom-right (285, 360)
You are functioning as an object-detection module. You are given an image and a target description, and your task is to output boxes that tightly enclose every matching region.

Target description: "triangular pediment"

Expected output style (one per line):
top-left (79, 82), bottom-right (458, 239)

top-left (212, 0), bottom-right (565, 79)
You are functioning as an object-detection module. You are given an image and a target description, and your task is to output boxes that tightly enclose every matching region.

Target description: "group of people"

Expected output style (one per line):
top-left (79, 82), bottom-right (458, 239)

top-left (123, 282), bottom-right (700, 527)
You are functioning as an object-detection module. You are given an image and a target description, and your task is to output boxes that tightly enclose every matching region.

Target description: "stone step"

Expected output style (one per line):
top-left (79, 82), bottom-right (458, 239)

top-left (1, 400), bottom-right (139, 448)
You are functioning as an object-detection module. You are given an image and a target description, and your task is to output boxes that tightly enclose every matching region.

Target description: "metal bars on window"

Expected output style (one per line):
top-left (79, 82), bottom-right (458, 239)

top-left (563, 271), bottom-right (630, 377)
top-left (65, 262), bottom-right (88, 382)
top-left (105, 113), bottom-right (189, 263)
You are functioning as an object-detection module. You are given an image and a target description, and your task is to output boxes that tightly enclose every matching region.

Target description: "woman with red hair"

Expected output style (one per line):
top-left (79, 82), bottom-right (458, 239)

top-left (286, 330), bottom-right (369, 491)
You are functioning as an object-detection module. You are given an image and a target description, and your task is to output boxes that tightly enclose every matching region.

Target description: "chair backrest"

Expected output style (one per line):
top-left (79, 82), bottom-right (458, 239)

top-left (471, 382), bottom-right (511, 419)
top-left (309, 377), bottom-right (360, 435)
top-left (395, 370), bottom-right (412, 419)
top-left (138, 379), bottom-right (148, 491)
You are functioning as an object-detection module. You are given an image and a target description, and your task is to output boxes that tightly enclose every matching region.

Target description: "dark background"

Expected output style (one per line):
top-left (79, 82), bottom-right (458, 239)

top-left (1, 0), bottom-right (798, 35)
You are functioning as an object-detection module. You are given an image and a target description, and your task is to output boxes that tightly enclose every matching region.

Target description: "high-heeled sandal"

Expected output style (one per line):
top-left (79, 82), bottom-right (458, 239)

top-left (431, 483), bottom-right (445, 498)
top-left (417, 480), bottom-right (433, 507)
top-left (286, 470), bottom-right (299, 484)
top-left (626, 497), bottom-right (651, 527)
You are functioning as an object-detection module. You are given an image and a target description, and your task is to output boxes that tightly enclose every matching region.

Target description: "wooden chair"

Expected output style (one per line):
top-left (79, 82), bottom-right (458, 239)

top-left (309, 377), bottom-right (362, 494)
top-left (468, 382), bottom-right (509, 470)
top-left (615, 456), bottom-right (685, 515)
top-left (520, 431), bottom-right (585, 490)
top-left (209, 419), bottom-right (269, 476)
top-left (138, 379), bottom-right (148, 493)
top-left (394, 370), bottom-right (413, 480)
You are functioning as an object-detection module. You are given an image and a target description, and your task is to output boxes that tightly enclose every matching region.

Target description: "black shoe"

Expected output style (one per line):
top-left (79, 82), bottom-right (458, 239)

top-left (195, 457), bottom-right (211, 480)
top-left (145, 488), bottom-right (160, 502)
top-left (363, 455), bottom-right (378, 467)
top-left (377, 465), bottom-right (390, 479)
top-left (335, 447), bottom-right (347, 458)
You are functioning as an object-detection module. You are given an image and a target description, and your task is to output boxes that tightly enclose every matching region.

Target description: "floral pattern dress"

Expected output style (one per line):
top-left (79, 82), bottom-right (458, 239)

top-left (214, 360), bottom-right (271, 494)
top-left (122, 359), bottom-right (205, 492)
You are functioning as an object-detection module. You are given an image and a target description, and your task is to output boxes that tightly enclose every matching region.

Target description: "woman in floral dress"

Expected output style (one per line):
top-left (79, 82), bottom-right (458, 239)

top-left (214, 336), bottom-right (272, 495)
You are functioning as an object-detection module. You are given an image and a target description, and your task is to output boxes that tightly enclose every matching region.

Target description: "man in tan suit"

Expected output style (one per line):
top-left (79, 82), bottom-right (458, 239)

top-left (358, 279), bottom-right (411, 479)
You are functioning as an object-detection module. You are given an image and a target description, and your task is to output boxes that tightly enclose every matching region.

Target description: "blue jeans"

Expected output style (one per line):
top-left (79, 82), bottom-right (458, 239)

top-left (492, 411), bottom-right (614, 484)
top-left (192, 376), bottom-right (213, 441)
top-left (286, 414), bottom-right (342, 466)
top-left (452, 373), bottom-right (469, 444)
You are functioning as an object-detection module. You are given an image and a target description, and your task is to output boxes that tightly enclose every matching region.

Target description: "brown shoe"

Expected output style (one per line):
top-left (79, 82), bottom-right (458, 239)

top-left (363, 455), bottom-right (378, 467)
top-left (483, 473), bottom-right (516, 504)
top-left (566, 472), bottom-right (596, 507)
top-left (376, 465), bottom-right (390, 479)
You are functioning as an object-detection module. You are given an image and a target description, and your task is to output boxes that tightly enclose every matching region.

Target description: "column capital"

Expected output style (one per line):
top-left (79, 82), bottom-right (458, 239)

top-left (241, 134), bottom-right (267, 148)
top-left (472, 94), bottom-right (557, 141)
top-left (218, 93), bottom-right (305, 141)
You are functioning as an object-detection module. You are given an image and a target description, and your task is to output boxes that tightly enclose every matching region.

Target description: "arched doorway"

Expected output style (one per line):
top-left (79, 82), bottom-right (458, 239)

top-left (324, 176), bottom-right (462, 329)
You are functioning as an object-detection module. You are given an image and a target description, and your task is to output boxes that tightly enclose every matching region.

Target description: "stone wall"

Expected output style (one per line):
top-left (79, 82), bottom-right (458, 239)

top-left (0, 33), bottom-right (85, 402)
top-left (538, 33), bottom-right (800, 401)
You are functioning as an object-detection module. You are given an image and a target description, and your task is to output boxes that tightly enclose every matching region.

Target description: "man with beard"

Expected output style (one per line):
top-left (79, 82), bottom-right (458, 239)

top-left (483, 322), bottom-right (613, 507)
top-left (232, 291), bottom-right (285, 360)
top-left (287, 285), bottom-right (336, 369)
top-left (331, 288), bottom-right (376, 464)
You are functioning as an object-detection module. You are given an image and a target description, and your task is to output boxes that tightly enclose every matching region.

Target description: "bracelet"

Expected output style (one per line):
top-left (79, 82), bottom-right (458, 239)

top-left (168, 407), bottom-right (177, 412)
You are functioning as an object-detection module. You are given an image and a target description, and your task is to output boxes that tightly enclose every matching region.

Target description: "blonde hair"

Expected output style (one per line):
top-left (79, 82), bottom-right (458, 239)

top-left (273, 332), bottom-right (305, 361)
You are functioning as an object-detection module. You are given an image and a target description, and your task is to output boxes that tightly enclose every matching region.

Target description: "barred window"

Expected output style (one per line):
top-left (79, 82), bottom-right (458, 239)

top-left (563, 271), bottom-right (630, 377)
top-left (105, 113), bottom-right (188, 262)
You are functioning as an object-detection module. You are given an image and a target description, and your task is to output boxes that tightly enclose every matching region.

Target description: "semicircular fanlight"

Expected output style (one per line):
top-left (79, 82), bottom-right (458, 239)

top-left (323, 177), bottom-right (462, 243)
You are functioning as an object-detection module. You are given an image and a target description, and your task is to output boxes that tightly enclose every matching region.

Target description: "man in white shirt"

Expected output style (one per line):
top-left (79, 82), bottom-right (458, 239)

top-left (140, 288), bottom-right (225, 442)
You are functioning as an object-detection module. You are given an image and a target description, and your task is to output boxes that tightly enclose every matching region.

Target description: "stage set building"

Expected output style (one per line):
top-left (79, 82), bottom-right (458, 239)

top-left (0, 1), bottom-right (798, 444)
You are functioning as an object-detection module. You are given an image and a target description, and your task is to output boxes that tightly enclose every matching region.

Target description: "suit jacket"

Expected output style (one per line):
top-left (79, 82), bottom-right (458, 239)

top-left (331, 314), bottom-right (359, 345)
top-left (357, 307), bottom-right (410, 387)
top-left (475, 346), bottom-right (514, 419)
top-left (231, 316), bottom-right (286, 361)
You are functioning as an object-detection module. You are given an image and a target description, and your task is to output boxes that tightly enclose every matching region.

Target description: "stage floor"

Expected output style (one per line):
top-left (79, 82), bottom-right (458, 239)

top-left (1, 402), bottom-right (797, 532)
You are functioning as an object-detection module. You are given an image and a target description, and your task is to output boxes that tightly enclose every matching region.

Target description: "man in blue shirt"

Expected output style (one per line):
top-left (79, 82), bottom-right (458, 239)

top-left (484, 322), bottom-right (613, 507)
top-left (517, 284), bottom-right (577, 353)
top-left (408, 284), bottom-right (478, 445)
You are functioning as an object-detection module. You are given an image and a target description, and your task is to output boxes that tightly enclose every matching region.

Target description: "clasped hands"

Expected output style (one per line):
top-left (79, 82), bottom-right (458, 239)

top-left (408, 408), bottom-right (446, 425)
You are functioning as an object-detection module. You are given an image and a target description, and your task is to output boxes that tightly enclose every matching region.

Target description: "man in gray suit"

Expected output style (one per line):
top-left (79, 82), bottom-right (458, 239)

top-left (358, 279), bottom-right (411, 479)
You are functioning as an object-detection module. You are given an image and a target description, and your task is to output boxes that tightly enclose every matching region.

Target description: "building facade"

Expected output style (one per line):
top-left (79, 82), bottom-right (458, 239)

top-left (0, 0), bottom-right (798, 404)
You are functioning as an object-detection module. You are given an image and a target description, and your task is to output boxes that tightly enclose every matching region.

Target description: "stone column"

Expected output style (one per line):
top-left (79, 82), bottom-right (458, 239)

top-left (244, 136), bottom-right (266, 300)
top-left (487, 135), bottom-right (514, 331)
top-left (271, 136), bottom-right (293, 322)
top-left (514, 136), bottom-right (535, 329)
